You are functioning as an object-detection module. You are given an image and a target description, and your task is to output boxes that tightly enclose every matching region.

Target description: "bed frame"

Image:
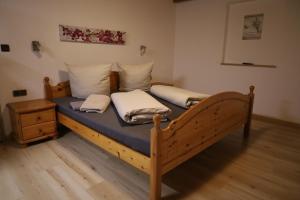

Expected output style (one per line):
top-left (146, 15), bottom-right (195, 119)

top-left (44, 72), bottom-right (254, 200)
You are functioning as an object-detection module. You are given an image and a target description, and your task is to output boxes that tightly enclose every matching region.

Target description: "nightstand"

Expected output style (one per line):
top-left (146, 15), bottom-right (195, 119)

top-left (7, 99), bottom-right (57, 147)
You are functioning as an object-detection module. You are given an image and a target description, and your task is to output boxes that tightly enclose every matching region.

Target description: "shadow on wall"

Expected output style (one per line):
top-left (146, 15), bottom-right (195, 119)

top-left (0, 55), bottom-right (44, 95)
top-left (173, 75), bottom-right (185, 87)
top-left (58, 70), bottom-right (69, 82)
top-left (0, 55), bottom-right (44, 136)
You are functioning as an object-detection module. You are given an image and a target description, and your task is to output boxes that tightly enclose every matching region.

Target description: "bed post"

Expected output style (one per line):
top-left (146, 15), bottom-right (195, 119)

top-left (244, 85), bottom-right (255, 138)
top-left (150, 115), bottom-right (162, 200)
top-left (44, 77), bottom-right (53, 100)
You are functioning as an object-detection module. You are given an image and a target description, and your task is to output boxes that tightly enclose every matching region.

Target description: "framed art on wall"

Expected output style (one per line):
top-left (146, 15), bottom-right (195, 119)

top-left (59, 25), bottom-right (126, 45)
top-left (221, 0), bottom-right (276, 68)
top-left (242, 13), bottom-right (264, 40)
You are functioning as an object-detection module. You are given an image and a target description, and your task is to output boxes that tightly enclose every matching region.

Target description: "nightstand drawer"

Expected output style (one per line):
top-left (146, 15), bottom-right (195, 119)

top-left (22, 121), bottom-right (56, 140)
top-left (20, 109), bottom-right (55, 127)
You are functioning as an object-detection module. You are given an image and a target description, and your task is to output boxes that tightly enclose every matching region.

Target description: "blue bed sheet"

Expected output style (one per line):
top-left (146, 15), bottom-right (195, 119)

top-left (52, 95), bottom-right (185, 156)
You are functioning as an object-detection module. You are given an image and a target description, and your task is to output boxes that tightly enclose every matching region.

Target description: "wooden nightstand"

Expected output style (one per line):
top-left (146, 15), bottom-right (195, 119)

top-left (7, 99), bottom-right (57, 147)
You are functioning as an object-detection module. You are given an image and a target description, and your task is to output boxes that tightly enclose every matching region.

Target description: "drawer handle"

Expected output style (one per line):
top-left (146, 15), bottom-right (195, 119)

top-left (39, 129), bottom-right (46, 136)
top-left (37, 116), bottom-right (41, 120)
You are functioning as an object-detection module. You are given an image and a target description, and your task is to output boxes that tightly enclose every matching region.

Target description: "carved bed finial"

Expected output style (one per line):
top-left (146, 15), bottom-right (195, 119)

top-left (44, 77), bottom-right (52, 100)
top-left (44, 77), bottom-right (50, 85)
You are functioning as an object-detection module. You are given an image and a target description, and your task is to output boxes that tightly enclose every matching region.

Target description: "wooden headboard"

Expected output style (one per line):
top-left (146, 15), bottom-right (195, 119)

top-left (44, 71), bottom-right (119, 99)
top-left (44, 71), bottom-right (173, 99)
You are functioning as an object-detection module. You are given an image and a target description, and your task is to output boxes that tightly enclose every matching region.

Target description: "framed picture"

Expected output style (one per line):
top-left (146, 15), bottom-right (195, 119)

top-left (59, 25), bottom-right (126, 45)
top-left (242, 14), bottom-right (264, 40)
top-left (221, 0), bottom-right (276, 68)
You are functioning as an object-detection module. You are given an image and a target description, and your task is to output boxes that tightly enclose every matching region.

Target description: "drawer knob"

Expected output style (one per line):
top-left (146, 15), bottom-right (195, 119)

top-left (37, 116), bottom-right (41, 120)
top-left (39, 129), bottom-right (43, 133)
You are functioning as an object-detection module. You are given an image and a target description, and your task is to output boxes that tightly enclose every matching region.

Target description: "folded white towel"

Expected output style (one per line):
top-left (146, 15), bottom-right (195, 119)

top-left (111, 89), bottom-right (171, 124)
top-left (80, 94), bottom-right (111, 113)
top-left (150, 85), bottom-right (210, 108)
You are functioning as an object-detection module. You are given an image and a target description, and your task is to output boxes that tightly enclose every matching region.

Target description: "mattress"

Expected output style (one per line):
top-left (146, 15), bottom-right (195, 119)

top-left (52, 95), bottom-right (185, 156)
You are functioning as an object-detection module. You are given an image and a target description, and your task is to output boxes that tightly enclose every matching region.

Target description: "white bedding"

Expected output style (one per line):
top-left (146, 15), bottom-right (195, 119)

top-left (150, 85), bottom-right (210, 108)
top-left (111, 90), bottom-right (171, 124)
top-left (80, 94), bottom-right (111, 113)
top-left (67, 64), bottom-right (111, 98)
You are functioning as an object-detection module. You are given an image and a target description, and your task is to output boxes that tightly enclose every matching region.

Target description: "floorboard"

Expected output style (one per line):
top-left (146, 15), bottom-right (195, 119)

top-left (0, 119), bottom-right (299, 200)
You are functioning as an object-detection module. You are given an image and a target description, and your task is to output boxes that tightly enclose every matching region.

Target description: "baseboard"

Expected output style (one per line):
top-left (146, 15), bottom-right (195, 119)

top-left (253, 114), bottom-right (300, 129)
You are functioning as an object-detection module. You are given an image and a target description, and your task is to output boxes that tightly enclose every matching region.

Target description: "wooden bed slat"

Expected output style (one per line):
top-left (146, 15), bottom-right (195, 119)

top-left (58, 112), bottom-right (151, 174)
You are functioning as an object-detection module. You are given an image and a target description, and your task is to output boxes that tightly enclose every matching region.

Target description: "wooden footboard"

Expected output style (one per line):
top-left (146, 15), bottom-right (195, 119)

top-left (150, 87), bottom-right (254, 199)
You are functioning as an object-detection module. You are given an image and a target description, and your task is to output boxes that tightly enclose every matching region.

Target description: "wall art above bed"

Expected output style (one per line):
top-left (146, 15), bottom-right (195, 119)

top-left (59, 25), bottom-right (126, 45)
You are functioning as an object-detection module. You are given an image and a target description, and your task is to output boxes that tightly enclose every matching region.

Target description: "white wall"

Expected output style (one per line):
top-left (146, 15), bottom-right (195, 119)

top-left (174, 0), bottom-right (300, 123)
top-left (0, 0), bottom-right (175, 135)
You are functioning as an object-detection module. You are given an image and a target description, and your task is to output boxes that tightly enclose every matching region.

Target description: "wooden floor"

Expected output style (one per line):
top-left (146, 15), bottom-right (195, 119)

top-left (0, 119), bottom-right (299, 200)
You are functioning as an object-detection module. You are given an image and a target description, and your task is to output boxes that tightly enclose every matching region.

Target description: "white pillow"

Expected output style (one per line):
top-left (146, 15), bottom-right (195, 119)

top-left (119, 62), bottom-right (153, 91)
top-left (68, 64), bottom-right (111, 98)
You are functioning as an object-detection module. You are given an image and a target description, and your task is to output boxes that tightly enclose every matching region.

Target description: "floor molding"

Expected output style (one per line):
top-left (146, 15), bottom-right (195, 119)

top-left (253, 114), bottom-right (300, 128)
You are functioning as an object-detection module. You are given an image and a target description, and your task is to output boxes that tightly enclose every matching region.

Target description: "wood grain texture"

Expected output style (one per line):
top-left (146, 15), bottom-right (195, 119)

top-left (7, 99), bottom-right (56, 114)
top-left (110, 71), bottom-right (120, 93)
top-left (150, 115), bottom-right (163, 200)
top-left (58, 112), bottom-right (150, 174)
top-left (44, 76), bottom-right (254, 200)
top-left (44, 77), bottom-right (71, 100)
top-left (159, 91), bottom-right (250, 174)
top-left (9, 108), bottom-right (22, 143)
top-left (244, 86), bottom-right (255, 138)
top-left (22, 121), bottom-right (57, 140)
top-left (7, 100), bottom-right (57, 145)
top-left (0, 119), bottom-right (299, 200)
top-left (20, 109), bottom-right (56, 127)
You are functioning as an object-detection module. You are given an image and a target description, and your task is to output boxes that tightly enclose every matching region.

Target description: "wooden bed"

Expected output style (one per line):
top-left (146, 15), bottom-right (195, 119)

top-left (44, 72), bottom-right (254, 200)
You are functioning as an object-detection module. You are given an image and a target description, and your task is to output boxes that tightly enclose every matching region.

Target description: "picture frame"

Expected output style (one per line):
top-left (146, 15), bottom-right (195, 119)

top-left (59, 25), bottom-right (126, 45)
top-left (220, 0), bottom-right (276, 68)
top-left (242, 13), bottom-right (264, 40)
